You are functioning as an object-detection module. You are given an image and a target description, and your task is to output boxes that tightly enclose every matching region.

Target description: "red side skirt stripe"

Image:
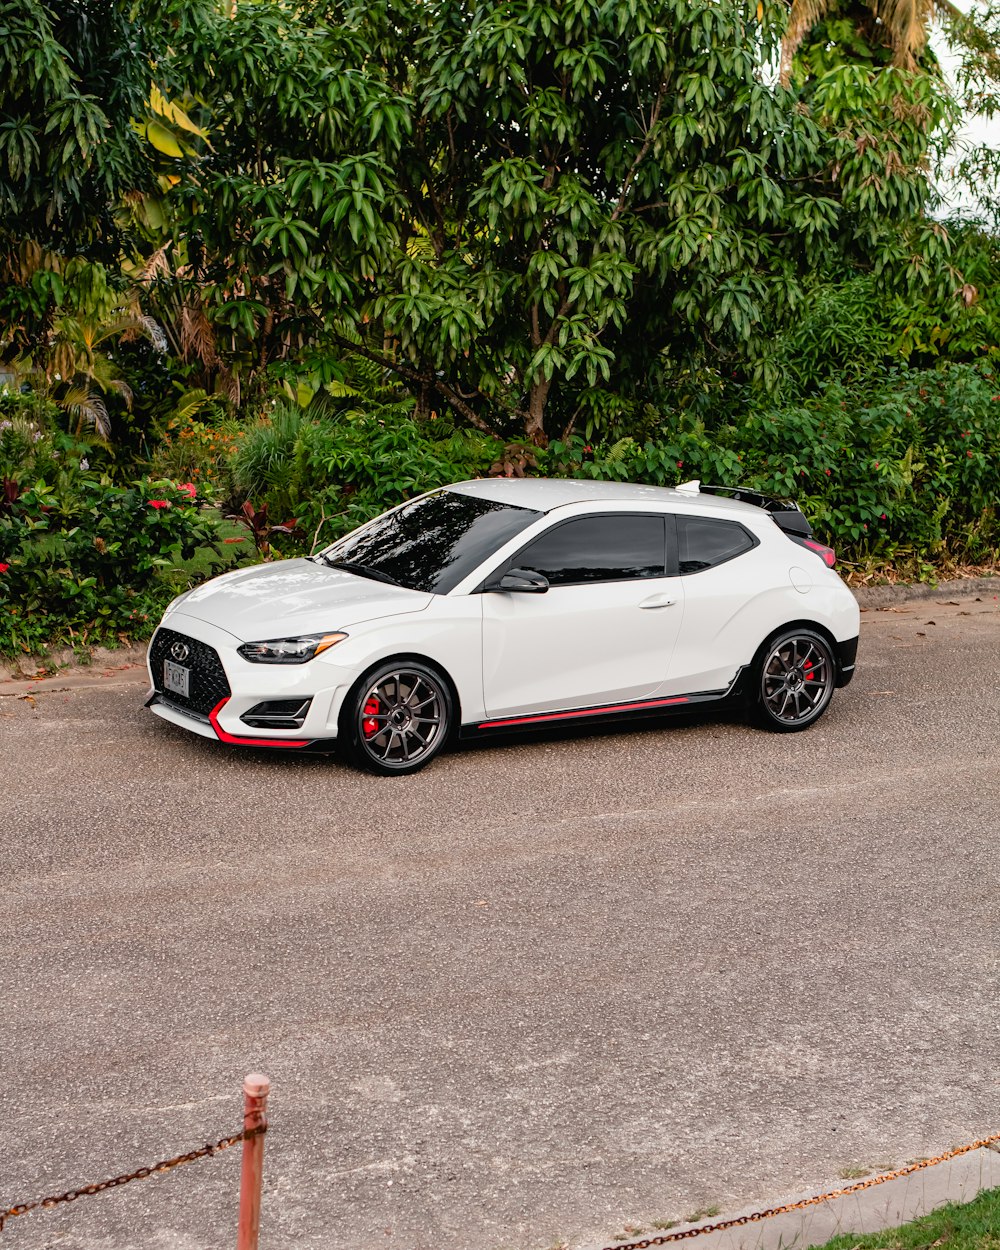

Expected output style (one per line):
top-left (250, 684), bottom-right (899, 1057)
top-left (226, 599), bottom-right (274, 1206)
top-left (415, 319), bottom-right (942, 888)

top-left (208, 698), bottom-right (311, 748)
top-left (477, 695), bottom-right (689, 730)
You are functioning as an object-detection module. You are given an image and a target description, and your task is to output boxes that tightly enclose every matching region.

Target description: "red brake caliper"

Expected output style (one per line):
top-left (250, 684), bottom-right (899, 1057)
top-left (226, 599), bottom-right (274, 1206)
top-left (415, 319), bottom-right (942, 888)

top-left (362, 696), bottom-right (381, 738)
top-left (803, 660), bottom-right (814, 682)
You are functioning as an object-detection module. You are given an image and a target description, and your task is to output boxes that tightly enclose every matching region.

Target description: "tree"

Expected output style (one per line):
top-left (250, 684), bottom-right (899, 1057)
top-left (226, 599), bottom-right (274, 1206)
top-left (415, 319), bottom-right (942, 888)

top-left (0, 0), bottom-right (208, 358)
top-left (141, 0), bottom-right (963, 440)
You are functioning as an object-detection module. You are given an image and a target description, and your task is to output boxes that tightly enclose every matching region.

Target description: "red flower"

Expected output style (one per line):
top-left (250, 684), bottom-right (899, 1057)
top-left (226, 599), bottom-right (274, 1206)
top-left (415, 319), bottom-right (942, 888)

top-left (177, 482), bottom-right (197, 498)
top-left (881, 513), bottom-right (887, 520)
top-left (824, 468), bottom-right (831, 475)
top-left (0, 563), bottom-right (8, 574)
top-left (677, 460), bottom-right (684, 469)
top-left (148, 499), bottom-right (170, 509)
top-left (967, 450), bottom-right (974, 458)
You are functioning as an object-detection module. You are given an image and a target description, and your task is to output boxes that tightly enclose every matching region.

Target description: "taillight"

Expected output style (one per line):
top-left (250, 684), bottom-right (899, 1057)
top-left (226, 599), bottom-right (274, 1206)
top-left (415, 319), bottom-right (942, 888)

top-left (801, 538), bottom-right (836, 568)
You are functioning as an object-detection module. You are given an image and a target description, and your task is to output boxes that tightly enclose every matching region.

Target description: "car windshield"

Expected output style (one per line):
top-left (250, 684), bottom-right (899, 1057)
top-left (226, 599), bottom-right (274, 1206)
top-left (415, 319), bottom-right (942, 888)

top-left (316, 490), bottom-right (541, 594)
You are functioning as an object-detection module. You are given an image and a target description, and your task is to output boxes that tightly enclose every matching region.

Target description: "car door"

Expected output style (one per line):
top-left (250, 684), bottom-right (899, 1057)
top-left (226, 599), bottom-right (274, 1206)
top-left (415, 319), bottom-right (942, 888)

top-left (660, 513), bottom-right (769, 694)
top-left (480, 512), bottom-right (684, 718)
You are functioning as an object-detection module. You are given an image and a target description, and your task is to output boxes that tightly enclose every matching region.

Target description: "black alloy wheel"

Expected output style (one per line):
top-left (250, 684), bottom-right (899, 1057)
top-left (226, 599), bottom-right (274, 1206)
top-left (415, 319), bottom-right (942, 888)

top-left (341, 662), bottom-right (452, 775)
top-left (751, 628), bottom-right (835, 732)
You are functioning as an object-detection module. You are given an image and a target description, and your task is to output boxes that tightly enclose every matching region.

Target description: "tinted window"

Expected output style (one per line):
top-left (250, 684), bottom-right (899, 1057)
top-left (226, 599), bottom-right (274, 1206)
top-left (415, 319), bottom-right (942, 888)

top-left (516, 515), bottom-right (665, 586)
top-left (678, 516), bottom-right (755, 574)
top-left (318, 491), bottom-right (540, 593)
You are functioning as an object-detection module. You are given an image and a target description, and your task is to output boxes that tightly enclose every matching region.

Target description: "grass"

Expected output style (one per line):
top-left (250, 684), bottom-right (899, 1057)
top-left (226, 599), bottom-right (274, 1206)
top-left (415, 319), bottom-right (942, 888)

top-left (806, 1186), bottom-right (1000, 1250)
top-left (685, 1205), bottom-right (722, 1223)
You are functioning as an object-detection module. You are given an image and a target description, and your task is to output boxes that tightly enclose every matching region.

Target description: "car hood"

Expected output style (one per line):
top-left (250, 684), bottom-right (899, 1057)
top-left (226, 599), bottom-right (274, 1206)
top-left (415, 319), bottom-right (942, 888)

top-left (166, 558), bottom-right (433, 639)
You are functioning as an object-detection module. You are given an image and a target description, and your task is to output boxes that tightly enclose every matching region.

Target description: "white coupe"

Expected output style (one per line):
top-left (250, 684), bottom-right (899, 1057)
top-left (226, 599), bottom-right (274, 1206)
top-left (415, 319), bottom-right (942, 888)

top-left (146, 478), bottom-right (860, 774)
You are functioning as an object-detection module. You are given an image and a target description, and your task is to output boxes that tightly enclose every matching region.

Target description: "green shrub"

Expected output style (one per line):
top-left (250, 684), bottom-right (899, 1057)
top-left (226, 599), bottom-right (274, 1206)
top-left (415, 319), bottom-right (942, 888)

top-left (231, 404), bottom-right (504, 551)
top-left (544, 363), bottom-right (1000, 568)
top-left (0, 476), bottom-right (225, 655)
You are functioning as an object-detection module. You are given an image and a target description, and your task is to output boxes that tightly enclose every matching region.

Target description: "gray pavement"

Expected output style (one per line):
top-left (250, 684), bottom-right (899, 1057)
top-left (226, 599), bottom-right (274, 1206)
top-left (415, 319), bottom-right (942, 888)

top-left (1, 588), bottom-right (999, 1250)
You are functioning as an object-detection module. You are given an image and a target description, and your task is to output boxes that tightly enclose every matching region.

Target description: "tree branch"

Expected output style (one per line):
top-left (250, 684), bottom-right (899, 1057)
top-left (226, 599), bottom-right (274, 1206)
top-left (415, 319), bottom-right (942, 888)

top-left (612, 75), bottom-right (669, 221)
top-left (330, 332), bottom-right (495, 433)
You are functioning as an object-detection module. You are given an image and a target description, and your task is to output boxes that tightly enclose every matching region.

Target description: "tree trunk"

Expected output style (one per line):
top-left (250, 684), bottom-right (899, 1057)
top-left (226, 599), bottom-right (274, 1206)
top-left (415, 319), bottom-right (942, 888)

top-left (524, 376), bottom-right (552, 446)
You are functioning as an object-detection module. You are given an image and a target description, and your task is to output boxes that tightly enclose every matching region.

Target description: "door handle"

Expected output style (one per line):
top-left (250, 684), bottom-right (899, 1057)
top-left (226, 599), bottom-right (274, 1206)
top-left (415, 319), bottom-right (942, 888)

top-left (639, 594), bottom-right (677, 609)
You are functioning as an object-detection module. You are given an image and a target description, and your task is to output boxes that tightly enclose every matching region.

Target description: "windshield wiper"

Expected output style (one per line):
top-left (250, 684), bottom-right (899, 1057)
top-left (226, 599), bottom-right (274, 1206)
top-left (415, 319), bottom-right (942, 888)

top-left (321, 558), bottom-right (402, 587)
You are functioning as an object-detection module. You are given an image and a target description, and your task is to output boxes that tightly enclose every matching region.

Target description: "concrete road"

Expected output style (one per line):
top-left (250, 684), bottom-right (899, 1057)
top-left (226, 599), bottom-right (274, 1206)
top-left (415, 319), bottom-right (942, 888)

top-left (1, 588), bottom-right (998, 1250)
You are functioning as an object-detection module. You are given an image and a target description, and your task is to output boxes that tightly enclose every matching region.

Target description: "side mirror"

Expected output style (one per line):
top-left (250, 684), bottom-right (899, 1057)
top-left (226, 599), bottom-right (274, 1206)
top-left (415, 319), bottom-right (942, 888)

top-left (485, 567), bottom-right (550, 594)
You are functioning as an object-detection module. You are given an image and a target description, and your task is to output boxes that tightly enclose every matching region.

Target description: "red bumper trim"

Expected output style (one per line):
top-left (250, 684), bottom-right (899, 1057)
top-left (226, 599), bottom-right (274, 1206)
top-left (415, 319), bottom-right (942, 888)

top-left (477, 695), bottom-right (690, 730)
top-left (208, 698), bottom-right (311, 748)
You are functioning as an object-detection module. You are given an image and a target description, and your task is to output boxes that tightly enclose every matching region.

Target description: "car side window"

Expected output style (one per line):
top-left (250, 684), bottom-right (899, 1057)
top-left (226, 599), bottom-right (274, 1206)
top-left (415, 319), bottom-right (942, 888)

top-left (677, 516), bottom-right (756, 574)
top-left (514, 515), bottom-right (665, 586)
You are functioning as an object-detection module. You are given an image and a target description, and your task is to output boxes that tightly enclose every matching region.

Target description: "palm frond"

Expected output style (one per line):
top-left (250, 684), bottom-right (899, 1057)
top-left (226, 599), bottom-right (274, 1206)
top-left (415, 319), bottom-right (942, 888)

top-left (61, 384), bottom-right (110, 440)
top-left (780, 0), bottom-right (834, 85)
top-left (179, 302), bottom-right (218, 367)
top-left (871, 0), bottom-right (929, 66)
top-left (138, 244), bottom-right (171, 284)
top-left (108, 377), bottom-right (134, 410)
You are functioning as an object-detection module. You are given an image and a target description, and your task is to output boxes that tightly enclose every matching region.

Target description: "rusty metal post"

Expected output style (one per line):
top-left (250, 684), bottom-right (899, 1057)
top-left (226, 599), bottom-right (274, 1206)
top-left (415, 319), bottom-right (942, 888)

top-left (236, 1073), bottom-right (270, 1250)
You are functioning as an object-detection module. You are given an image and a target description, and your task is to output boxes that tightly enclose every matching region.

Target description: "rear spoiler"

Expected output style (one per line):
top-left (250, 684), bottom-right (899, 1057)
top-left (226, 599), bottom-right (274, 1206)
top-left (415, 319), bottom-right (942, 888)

top-left (675, 481), bottom-right (813, 539)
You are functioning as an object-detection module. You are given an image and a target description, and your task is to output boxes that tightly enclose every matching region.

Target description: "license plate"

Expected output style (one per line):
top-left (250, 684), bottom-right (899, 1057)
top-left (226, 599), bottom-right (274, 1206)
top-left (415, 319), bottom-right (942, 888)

top-left (163, 659), bottom-right (190, 698)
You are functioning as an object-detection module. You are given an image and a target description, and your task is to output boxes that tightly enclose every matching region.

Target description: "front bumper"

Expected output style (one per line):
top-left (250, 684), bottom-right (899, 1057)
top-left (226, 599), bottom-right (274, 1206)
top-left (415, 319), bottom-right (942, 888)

top-left (146, 612), bottom-right (348, 746)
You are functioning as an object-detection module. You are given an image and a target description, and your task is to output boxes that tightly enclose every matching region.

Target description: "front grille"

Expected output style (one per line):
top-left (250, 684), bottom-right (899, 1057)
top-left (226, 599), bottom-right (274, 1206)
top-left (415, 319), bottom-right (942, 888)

top-left (149, 627), bottom-right (232, 717)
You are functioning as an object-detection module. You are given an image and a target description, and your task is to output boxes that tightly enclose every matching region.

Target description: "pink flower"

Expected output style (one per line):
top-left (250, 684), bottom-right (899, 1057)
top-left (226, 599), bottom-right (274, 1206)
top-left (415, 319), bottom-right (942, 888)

top-left (0, 563), bottom-right (8, 574)
top-left (148, 499), bottom-right (170, 509)
top-left (677, 460), bottom-right (684, 469)
top-left (177, 482), bottom-right (197, 498)
top-left (881, 513), bottom-right (887, 520)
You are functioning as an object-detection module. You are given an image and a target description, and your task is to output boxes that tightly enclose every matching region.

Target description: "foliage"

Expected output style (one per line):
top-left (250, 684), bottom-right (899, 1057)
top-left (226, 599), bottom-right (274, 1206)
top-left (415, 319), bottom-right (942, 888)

top-left (809, 1185), bottom-right (1000, 1250)
top-left (147, 400), bottom-right (243, 497)
top-left (544, 362), bottom-right (1000, 566)
top-left (230, 400), bottom-right (503, 552)
top-left (141, 0), bottom-right (967, 443)
top-left (0, 473), bottom-right (230, 655)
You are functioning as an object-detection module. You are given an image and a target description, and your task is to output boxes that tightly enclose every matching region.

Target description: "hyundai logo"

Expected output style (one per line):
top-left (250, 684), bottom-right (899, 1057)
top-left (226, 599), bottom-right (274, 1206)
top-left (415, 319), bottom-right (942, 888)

top-left (170, 642), bottom-right (191, 662)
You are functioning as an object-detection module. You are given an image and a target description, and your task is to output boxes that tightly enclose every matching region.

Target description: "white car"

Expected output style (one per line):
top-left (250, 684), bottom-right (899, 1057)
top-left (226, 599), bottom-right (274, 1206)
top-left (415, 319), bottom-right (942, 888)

top-left (146, 478), bottom-right (860, 775)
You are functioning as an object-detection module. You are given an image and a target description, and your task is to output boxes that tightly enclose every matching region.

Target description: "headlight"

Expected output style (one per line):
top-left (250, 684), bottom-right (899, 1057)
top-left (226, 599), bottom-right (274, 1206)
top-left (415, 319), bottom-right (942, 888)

top-left (237, 632), bottom-right (348, 664)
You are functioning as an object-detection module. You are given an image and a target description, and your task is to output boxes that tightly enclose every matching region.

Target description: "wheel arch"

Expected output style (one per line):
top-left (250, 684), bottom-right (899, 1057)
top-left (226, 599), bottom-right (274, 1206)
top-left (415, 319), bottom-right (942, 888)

top-left (759, 618), bottom-right (839, 656)
top-left (340, 651), bottom-right (463, 741)
top-left (737, 619), bottom-right (841, 698)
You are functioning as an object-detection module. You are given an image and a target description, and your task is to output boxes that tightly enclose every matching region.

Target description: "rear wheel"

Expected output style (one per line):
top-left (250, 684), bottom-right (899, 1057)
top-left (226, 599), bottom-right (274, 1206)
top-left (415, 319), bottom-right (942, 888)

top-left (751, 629), bottom-right (835, 732)
top-left (340, 661), bottom-right (452, 775)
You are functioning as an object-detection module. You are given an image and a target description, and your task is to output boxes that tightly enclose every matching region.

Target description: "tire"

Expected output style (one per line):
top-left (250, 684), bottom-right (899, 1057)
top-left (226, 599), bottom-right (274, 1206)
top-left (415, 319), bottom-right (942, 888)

top-left (339, 661), bottom-right (453, 776)
top-left (750, 628), bottom-right (836, 733)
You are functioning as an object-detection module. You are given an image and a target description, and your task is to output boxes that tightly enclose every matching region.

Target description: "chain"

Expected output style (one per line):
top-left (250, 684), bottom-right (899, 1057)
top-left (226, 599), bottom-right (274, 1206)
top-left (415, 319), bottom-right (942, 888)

top-left (601, 1130), bottom-right (1000, 1250)
top-left (0, 1124), bottom-right (266, 1233)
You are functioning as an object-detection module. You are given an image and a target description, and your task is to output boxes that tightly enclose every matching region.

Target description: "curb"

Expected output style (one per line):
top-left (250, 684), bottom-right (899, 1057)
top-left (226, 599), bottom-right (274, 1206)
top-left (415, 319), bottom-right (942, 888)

top-left (852, 574), bottom-right (1000, 608)
top-left (584, 1146), bottom-right (1000, 1250)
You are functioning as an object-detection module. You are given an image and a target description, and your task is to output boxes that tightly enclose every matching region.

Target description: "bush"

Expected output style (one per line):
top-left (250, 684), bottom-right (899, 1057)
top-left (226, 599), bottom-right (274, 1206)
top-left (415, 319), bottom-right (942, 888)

top-left (230, 403), bottom-right (504, 552)
top-left (543, 363), bottom-right (1000, 569)
top-left (0, 476), bottom-right (226, 655)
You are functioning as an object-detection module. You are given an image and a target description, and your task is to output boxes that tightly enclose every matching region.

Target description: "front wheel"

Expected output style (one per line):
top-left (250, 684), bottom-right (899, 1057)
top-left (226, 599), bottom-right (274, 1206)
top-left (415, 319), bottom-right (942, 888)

top-left (340, 662), bottom-right (453, 776)
top-left (750, 629), bottom-right (835, 733)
